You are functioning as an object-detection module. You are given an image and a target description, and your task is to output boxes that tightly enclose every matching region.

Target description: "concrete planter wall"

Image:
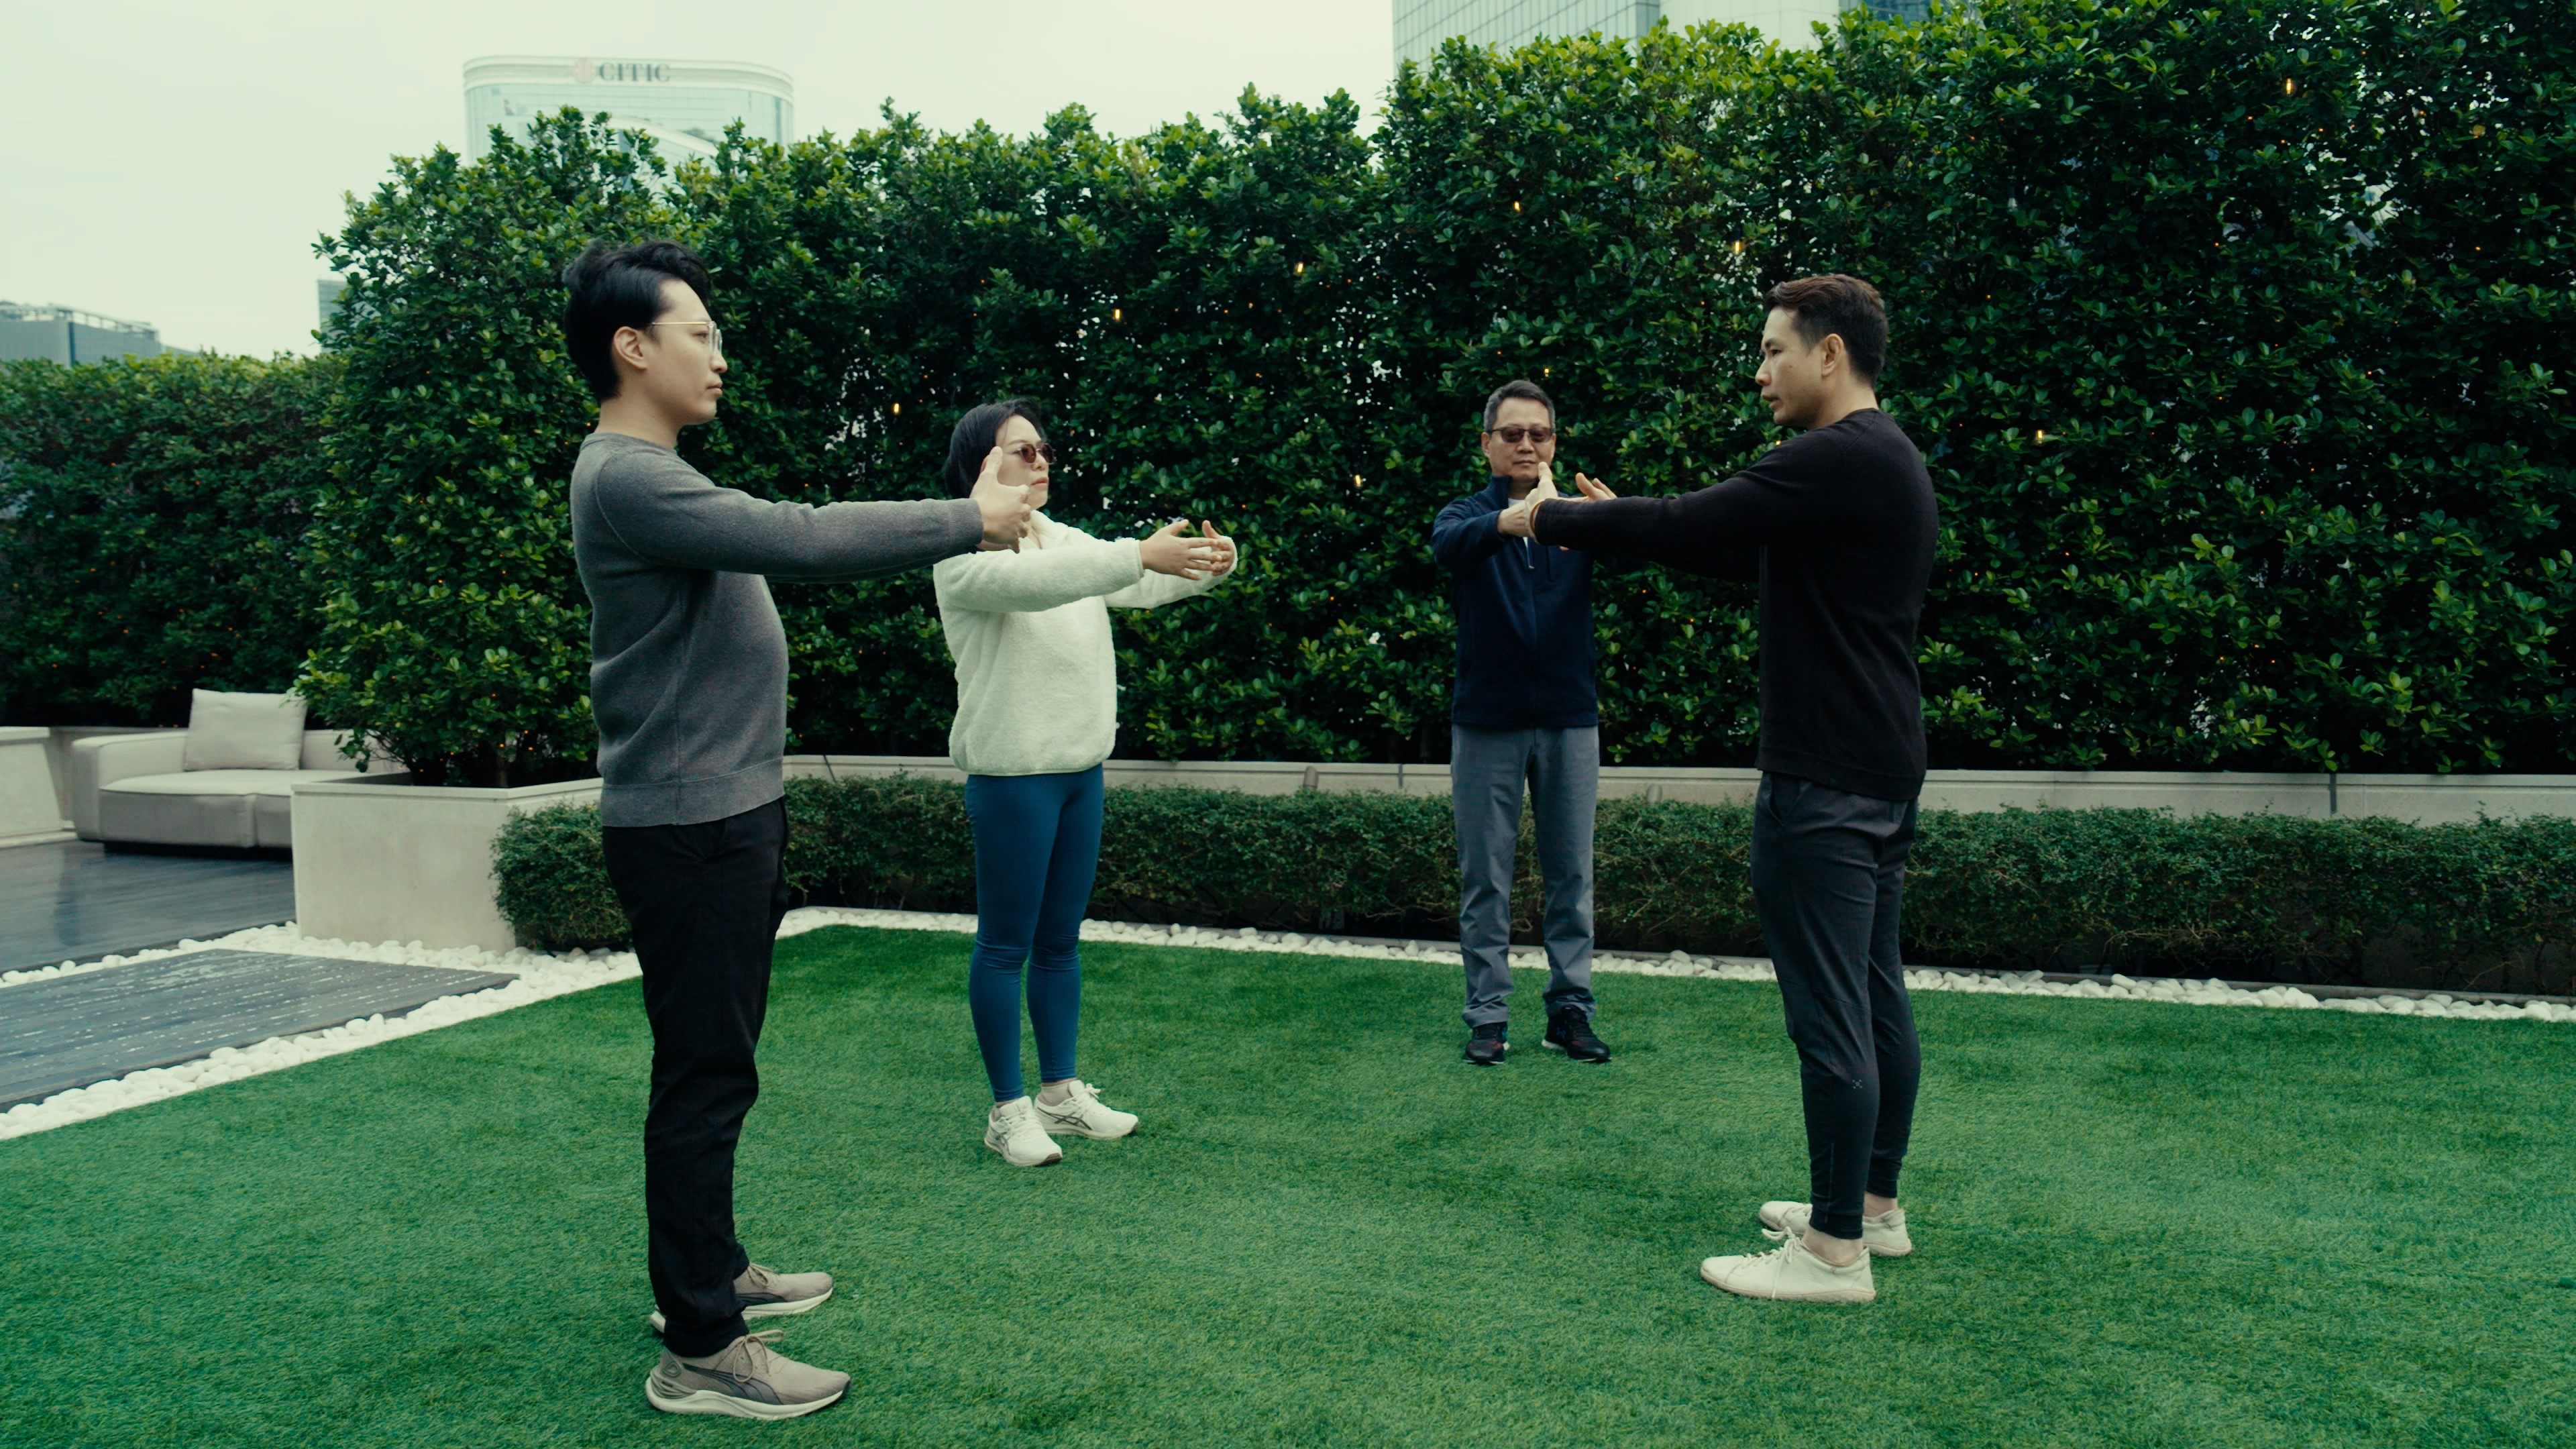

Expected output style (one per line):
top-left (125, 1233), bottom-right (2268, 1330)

top-left (784, 755), bottom-right (2576, 824)
top-left (0, 727), bottom-right (73, 847)
top-left (292, 775), bottom-right (602, 951)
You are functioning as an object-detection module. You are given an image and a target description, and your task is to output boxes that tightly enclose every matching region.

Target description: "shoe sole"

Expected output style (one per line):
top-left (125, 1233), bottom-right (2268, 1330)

top-left (646, 1380), bottom-right (846, 1419)
top-left (984, 1133), bottom-right (1063, 1167)
top-left (1540, 1038), bottom-right (1611, 1063)
top-left (1697, 1259), bottom-right (1876, 1304)
top-left (647, 1285), bottom-right (832, 1336)
top-left (1754, 1205), bottom-right (1911, 1258)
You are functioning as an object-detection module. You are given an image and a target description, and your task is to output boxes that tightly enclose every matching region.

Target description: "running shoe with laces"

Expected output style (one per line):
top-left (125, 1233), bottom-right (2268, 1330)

top-left (985, 1095), bottom-right (1065, 1167)
top-left (1699, 1231), bottom-right (1877, 1304)
top-left (1463, 1021), bottom-right (1508, 1066)
top-left (645, 1330), bottom-right (849, 1419)
top-left (647, 1262), bottom-right (835, 1336)
top-left (1030, 1079), bottom-right (1138, 1139)
top-left (1542, 1008), bottom-right (1611, 1063)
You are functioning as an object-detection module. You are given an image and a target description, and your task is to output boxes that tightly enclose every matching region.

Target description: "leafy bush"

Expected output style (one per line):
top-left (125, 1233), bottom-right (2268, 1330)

top-left (492, 777), bottom-right (2576, 994)
top-left (17, 0), bottom-right (2571, 773)
top-left (297, 115), bottom-right (673, 784)
top-left (0, 353), bottom-right (335, 725)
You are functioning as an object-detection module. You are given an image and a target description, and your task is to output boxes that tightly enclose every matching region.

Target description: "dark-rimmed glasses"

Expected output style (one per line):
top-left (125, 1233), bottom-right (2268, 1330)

top-left (1487, 425), bottom-right (1556, 445)
top-left (1000, 441), bottom-right (1057, 468)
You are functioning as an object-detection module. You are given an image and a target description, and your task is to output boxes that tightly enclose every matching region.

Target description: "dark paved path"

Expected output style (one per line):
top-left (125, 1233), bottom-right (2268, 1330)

top-left (0, 949), bottom-right (516, 1107)
top-left (0, 842), bottom-right (297, 973)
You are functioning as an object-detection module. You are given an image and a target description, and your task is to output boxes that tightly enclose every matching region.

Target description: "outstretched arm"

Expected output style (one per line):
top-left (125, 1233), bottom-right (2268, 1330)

top-left (594, 457), bottom-right (985, 580)
top-left (934, 531), bottom-right (1149, 613)
top-left (1107, 521), bottom-right (1240, 609)
top-left (1523, 433), bottom-right (1846, 565)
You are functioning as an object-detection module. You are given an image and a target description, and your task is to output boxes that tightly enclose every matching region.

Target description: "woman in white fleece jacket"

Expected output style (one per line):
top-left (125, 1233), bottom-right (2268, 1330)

top-left (932, 400), bottom-right (1238, 1167)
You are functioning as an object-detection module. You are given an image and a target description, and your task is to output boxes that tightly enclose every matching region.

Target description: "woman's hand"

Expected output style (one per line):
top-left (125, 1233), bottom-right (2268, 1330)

top-left (1195, 521), bottom-right (1238, 577)
top-left (1140, 519), bottom-right (1222, 579)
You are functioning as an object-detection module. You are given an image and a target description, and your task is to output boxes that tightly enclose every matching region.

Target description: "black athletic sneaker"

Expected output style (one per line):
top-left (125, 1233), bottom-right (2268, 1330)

top-left (1544, 1009), bottom-right (1611, 1063)
top-left (1463, 1021), bottom-right (1508, 1066)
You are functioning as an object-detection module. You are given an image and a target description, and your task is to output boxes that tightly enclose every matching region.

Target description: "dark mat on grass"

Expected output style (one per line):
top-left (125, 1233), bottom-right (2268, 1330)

top-left (0, 950), bottom-right (517, 1108)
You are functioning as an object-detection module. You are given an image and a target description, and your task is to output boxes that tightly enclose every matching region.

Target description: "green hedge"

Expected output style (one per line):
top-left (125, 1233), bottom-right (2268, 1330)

top-left (0, 353), bottom-right (337, 725)
top-left (492, 776), bottom-right (2576, 995)
top-left (10, 0), bottom-right (2571, 773)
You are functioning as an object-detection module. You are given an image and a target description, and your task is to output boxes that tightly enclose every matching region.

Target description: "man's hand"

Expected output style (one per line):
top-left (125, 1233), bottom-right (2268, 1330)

top-left (970, 445), bottom-right (1033, 549)
top-left (1140, 519), bottom-right (1223, 579)
top-left (1497, 498), bottom-right (1538, 537)
top-left (1196, 521), bottom-right (1238, 577)
top-left (1572, 472), bottom-right (1616, 500)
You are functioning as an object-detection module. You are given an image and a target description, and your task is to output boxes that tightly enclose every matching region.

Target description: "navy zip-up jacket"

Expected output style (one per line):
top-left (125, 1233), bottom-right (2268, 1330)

top-left (1431, 476), bottom-right (1600, 729)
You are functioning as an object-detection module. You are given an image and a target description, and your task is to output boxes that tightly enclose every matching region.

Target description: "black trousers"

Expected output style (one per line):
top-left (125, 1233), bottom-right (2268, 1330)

top-left (602, 798), bottom-right (791, 1358)
top-left (1749, 773), bottom-right (1923, 1242)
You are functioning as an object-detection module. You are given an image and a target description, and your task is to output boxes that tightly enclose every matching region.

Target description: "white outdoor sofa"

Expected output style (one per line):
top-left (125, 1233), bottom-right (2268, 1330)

top-left (68, 729), bottom-right (393, 851)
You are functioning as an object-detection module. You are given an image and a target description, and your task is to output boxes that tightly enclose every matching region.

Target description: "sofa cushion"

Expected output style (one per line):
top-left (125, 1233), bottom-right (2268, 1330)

top-left (98, 769), bottom-right (364, 850)
top-left (183, 691), bottom-right (309, 771)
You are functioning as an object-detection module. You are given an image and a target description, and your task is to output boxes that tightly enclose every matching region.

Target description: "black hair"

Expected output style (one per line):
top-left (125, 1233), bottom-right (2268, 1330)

top-left (1760, 274), bottom-right (1888, 383)
top-left (560, 239), bottom-right (714, 401)
top-left (1482, 378), bottom-right (1556, 431)
top-left (941, 398), bottom-right (1048, 497)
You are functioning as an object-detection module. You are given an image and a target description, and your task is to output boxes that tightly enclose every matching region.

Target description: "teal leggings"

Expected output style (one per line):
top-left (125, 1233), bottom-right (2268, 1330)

top-left (963, 767), bottom-right (1103, 1101)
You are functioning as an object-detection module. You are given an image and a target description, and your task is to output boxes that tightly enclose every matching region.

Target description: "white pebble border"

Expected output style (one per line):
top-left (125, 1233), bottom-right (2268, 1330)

top-left (3, 905), bottom-right (2567, 1144)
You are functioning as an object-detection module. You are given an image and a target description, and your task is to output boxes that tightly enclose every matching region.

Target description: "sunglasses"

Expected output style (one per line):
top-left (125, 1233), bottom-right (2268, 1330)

top-left (999, 441), bottom-right (1057, 468)
top-left (1487, 425), bottom-right (1556, 445)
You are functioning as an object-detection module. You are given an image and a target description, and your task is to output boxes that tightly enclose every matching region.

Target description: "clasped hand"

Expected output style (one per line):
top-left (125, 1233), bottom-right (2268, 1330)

top-left (1141, 519), bottom-right (1235, 580)
top-left (1496, 465), bottom-right (1615, 538)
top-left (970, 445), bottom-right (1035, 549)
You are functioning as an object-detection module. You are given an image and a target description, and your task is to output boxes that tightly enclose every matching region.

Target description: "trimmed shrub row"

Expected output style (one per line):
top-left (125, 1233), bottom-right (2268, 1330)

top-left (492, 776), bottom-right (2576, 995)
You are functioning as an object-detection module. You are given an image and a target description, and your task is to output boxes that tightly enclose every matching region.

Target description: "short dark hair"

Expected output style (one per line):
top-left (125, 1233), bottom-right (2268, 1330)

top-left (560, 239), bottom-right (714, 401)
top-left (941, 398), bottom-right (1047, 497)
top-left (1482, 379), bottom-right (1555, 431)
top-left (1760, 274), bottom-right (1888, 383)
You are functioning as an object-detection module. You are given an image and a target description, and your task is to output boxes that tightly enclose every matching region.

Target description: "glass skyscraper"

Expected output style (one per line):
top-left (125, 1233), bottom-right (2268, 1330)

top-left (1394, 0), bottom-right (1925, 64)
top-left (462, 56), bottom-right (795, 164)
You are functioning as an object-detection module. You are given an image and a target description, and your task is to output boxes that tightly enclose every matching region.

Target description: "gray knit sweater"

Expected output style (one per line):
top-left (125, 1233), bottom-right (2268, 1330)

top-left (570, 431), bottom-right (983, 826)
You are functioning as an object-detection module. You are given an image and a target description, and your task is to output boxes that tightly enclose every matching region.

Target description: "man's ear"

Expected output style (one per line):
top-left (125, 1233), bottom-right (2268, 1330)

top-left (1817, 332), bottom-right (1847, 380)
top-left (611, 325), bottom-right (649, 378)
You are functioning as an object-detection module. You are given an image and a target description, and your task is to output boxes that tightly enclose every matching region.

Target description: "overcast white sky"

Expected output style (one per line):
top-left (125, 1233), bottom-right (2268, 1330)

top-left (1, 1), bottom-right (1397, 358)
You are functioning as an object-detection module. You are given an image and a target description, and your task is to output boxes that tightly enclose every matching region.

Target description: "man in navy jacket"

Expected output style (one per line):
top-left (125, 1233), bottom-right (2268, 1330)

top-left (1429, 380), bottom-right (1613, 1067)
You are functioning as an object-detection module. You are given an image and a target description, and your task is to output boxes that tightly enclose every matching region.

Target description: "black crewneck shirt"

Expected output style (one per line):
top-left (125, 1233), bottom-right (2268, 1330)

top-left (1530, 408), bottom-right (1937, 800)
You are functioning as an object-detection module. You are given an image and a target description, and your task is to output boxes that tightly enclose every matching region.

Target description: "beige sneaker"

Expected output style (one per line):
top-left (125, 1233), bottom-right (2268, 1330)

top-left (647, 1263), bottom-right (835, 1336)
top-left (644, 1330), bottom-right (849, 1419)
top-left (1031, 1079), bottom-right (1138, 1140)
top-left (1699, 1232), bottom-right (1877, 1304)
top-left (985, 1096), bottom-right (1064, 1167)
top-left (1758, 1201), bottom-right (1914, 1257)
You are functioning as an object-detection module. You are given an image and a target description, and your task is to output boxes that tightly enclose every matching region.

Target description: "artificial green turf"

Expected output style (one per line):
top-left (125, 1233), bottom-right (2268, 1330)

top-left (3, 926), bottom-right (2570, 1448)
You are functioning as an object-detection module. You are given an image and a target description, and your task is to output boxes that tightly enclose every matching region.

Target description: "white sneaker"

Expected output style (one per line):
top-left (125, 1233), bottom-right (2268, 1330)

top-left (1758, 1201), bottom-right (1913, 1257)
top-left (984, 1097), bottom-right (1064, 1167)
top-left (1030, 1079), bottom-right (1138, 1140)
top-left (1699, 1232), bottom-right (1877, 1303)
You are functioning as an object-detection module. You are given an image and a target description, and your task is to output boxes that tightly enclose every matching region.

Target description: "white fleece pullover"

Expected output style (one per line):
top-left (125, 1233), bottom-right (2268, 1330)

top-left (933, 512), bottom-right (1234, 777)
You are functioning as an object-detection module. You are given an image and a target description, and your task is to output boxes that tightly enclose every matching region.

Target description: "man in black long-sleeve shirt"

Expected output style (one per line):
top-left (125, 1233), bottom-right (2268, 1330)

top-left (1505, 274), bottom-right (1936, 1305)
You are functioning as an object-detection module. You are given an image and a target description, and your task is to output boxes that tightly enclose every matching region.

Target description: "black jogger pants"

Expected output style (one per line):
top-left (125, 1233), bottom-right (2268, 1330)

top-left (1749, 772), bottom-right (1923, 1242)
top-left (601, 797), bottom-right (792, 1358)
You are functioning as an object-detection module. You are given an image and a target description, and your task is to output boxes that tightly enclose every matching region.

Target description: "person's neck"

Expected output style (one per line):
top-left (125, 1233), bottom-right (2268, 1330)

top-left (1805, 389), bottom-right (1881, 431)
top-left (1501, 474), bottom-right (1538, 500)
top-left (594, 392), bottom-right (686, 449)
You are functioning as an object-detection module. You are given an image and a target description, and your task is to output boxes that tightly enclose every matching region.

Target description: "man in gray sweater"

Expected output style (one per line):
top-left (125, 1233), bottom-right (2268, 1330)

top-left (563, 239), bottom-right (1029, 1419)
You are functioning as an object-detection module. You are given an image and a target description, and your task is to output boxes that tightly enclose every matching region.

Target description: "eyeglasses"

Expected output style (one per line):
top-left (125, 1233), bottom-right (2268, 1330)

top-left (645, 321), bottom-right (726, 356)
top-left (1000, 441), bottom-right (1057, 468)
top-left (1487, 425), bottom-right (1556, 445)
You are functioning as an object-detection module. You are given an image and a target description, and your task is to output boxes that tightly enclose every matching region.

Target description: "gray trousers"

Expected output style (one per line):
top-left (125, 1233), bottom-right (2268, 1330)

top-left (1452, 724), bottom-right (1598, 1026)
